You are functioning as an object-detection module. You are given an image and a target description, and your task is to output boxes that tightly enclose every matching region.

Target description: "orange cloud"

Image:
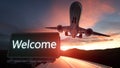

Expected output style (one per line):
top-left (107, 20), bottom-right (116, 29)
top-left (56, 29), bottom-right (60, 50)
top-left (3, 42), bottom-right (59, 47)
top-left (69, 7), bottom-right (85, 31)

top-left (61, 34), bottom-right (120, 51)
top-left (79, 0), bottom-right (115, 28)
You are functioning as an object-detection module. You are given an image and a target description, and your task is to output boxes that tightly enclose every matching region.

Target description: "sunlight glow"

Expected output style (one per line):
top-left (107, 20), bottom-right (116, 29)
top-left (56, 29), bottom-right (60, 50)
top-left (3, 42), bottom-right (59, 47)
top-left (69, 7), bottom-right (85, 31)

top-left (60, 35), bottom-right (120, 51)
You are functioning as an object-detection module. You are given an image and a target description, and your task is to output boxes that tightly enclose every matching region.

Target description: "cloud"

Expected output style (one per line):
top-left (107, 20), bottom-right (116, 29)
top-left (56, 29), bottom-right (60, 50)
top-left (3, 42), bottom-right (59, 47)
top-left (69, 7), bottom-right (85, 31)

top-left (61, 34), bottom-right (120, 51)
top-left (79, 0), bottom-right (115, 28)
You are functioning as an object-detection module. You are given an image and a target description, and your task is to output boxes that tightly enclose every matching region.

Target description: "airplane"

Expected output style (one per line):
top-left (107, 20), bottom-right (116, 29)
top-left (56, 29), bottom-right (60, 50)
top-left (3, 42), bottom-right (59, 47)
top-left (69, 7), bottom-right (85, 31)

top-left (45, 1), bottom-right (110, 38)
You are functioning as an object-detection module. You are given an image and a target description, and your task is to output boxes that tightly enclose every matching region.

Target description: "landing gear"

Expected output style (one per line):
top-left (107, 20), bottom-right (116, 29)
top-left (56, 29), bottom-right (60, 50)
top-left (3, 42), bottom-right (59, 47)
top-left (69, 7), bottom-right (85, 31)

top-left (65, 32), bottom-right (68, 36)
top-left (78, 34), bottom-right (82, 38)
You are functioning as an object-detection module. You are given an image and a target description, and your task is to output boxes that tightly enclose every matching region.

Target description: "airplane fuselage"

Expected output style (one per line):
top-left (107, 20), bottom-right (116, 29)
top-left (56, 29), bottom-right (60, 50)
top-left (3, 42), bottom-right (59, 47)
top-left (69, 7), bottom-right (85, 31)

top-left (70, 1), bottom-right (82, 38)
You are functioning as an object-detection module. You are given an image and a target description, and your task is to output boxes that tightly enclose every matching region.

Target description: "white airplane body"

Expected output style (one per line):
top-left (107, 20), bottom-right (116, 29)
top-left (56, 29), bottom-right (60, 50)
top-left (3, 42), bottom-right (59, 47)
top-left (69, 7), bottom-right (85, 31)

top-left (46, 1), bottom-right (110, 38)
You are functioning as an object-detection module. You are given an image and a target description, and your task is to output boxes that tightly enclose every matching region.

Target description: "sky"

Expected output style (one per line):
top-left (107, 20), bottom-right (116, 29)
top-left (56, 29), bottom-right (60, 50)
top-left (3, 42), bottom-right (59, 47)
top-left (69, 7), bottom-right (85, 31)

top-left (0, 0), bottom-right (120, 50)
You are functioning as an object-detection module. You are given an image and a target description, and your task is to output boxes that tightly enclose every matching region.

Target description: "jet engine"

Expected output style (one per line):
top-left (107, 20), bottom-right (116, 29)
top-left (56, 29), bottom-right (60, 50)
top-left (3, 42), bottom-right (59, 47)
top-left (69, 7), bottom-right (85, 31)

top-left (57, 25), bottom-right (63, 32)
top-left (85, 28), bottom-right (93, 36)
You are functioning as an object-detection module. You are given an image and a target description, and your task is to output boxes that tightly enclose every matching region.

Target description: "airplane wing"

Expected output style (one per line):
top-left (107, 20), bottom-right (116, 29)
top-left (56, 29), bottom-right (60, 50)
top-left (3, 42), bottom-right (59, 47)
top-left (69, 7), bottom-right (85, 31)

top-left (45, 27), bottom-right (57, 29)
top-left (78, 27), bottom-right (110, 37)
top-left (92, 31), bottom-right (110, 37)
top-left (45, 25), bottom-right (70, 32)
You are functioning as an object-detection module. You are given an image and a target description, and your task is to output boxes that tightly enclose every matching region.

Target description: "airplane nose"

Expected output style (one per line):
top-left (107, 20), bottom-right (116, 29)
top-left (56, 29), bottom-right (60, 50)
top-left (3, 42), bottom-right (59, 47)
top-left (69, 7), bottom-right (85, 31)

top-left (72, 34), bottom-right (76, 38)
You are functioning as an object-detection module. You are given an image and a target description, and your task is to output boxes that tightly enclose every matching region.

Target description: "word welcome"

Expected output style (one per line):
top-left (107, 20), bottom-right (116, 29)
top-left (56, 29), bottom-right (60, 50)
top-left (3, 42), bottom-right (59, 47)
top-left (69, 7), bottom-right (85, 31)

top-left (12, 39), bottom-right (57, 49)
